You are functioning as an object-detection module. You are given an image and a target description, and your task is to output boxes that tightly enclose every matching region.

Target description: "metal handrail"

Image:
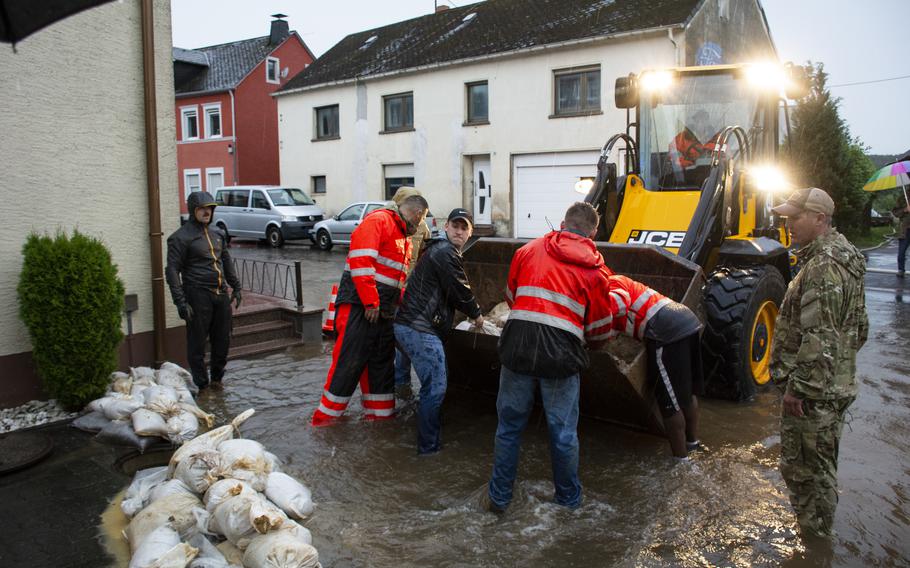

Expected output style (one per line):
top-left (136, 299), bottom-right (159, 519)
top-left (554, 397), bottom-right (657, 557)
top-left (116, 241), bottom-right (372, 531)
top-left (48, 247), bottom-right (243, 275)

top-left (231, 258), bottom-right (304, 309)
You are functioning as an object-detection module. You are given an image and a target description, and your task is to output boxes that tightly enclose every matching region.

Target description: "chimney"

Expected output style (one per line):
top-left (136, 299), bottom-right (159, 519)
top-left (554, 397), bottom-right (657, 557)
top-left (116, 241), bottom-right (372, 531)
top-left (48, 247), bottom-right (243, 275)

top-left (269, 13), bottom-right (289, 45)
top-left (436, 5), bottom-right (450, 13)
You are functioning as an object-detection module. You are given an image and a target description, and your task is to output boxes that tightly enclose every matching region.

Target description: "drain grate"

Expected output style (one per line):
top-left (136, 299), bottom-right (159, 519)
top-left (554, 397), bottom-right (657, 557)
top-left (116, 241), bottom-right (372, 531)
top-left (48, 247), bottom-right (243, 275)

top-left (0, 431), bottom-right (54, 475)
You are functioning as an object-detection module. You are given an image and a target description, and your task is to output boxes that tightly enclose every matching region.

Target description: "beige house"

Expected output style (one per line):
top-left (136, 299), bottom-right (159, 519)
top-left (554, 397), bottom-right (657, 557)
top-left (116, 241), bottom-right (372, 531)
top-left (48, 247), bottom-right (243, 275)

top-left (0, 0), bottom-right (181, 406)
top-left (276, 0), bottom-right (776, 237)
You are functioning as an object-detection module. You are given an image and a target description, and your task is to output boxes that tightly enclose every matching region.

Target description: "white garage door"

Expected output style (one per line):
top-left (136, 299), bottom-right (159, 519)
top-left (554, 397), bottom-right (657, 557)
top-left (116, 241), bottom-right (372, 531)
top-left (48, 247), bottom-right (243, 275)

top-left (513, 151), bottom-right (599, 238)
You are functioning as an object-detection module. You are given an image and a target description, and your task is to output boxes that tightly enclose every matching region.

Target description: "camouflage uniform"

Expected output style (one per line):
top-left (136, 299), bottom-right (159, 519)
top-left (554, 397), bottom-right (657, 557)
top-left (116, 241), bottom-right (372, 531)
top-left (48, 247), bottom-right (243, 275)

top-left (771, 229), bottom-right (868, 537)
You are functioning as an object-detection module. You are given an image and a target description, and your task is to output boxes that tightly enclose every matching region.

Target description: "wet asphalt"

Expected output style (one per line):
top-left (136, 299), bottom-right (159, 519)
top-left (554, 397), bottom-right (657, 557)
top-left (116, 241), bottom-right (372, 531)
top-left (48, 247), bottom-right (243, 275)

top-left (0, 236), bottom-right (907, 567)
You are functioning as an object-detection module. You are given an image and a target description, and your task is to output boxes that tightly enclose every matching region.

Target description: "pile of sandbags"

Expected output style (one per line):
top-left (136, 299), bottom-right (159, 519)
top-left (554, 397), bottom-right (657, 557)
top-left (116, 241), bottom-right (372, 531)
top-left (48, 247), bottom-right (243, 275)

top-left (454, 301), bottom-right (511, 336)
top-left (121, 409), bottom-right (320, 568)
top-left (73, 363), bottom-right (214, 452)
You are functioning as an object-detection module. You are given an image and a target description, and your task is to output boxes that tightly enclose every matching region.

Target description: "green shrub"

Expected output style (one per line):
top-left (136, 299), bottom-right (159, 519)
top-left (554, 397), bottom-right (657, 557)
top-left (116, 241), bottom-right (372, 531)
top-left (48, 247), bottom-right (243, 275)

top-left (17, 230), bottom-right (125, 409)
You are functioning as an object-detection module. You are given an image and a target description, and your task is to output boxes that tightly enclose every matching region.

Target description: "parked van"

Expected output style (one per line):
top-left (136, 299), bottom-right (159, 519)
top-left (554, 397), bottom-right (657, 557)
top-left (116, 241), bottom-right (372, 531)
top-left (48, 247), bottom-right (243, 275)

top-left (211, 186), bottom-right (324, 247)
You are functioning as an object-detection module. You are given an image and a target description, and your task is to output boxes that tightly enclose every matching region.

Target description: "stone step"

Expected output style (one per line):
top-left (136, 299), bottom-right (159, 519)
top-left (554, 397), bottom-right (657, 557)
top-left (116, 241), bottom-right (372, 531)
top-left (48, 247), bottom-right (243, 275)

top-left (232, 306), bottom-right (285, 327)
top-left (226, 337), bottom-right (308, 360)
top-left (231, 320), bottom-right (296, 347)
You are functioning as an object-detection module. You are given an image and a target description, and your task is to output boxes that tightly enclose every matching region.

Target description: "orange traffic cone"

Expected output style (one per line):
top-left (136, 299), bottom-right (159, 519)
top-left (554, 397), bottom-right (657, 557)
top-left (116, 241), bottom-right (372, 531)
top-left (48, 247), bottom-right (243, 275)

top-left (322, 284), bottom-right (338, 334)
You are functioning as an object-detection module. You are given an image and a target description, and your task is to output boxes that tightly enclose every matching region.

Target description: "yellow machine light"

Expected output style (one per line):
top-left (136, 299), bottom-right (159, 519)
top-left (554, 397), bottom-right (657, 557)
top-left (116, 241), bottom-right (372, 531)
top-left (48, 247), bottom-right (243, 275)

top-left (575, 178), bottom-right (595, 195)
top-left (745, 62), bottom-right (788, 92)
top-left (639, 70), bottom-right (674, 91)
top-left (750, 165), bottom-right (791, 193)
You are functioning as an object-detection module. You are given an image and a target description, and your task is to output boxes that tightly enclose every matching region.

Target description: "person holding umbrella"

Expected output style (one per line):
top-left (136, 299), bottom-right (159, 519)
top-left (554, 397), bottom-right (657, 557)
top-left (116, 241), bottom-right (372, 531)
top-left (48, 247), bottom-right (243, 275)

top-left (891, 194), bottom-right (910, 277)
top-left (863, 159), bottom-right (910, 276)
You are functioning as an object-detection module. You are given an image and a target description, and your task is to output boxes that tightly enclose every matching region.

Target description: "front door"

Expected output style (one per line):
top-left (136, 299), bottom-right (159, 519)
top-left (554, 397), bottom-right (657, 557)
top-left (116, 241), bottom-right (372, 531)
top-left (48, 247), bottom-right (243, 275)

top-left (472, 158), bottom-right (492, 225)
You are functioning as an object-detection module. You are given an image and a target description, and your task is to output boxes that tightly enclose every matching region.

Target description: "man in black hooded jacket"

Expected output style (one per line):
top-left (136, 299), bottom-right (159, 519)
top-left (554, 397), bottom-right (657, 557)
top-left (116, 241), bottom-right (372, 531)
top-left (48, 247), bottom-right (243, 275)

top-left (394, 208), bottom-right (483, 454)
top-left (166, 191), bottom-right (242, 389)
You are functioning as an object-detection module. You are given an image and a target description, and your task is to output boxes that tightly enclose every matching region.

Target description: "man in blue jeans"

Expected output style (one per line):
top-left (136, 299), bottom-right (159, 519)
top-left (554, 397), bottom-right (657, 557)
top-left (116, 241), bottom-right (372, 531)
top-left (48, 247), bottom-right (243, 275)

top-left (394, 208), bottom-right (483, 454)
top-left (486, 202), bottom-right (613, 512)
top-left (892, 196), bottom-right (910, 277)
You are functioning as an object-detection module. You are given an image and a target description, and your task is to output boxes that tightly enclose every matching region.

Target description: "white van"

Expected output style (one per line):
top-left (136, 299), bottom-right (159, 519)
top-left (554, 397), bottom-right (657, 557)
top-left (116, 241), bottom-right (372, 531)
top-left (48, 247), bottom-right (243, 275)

top-left (212, 186), bottom-right (324, 247)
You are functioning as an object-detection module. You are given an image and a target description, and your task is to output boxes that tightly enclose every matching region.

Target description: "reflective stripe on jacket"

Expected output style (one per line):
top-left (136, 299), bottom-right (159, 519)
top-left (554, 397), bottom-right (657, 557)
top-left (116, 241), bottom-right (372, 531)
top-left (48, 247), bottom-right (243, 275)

top-left (336, 208), bottom-right (412, 314)
top-left (607, 275), bottom-right (671, 340)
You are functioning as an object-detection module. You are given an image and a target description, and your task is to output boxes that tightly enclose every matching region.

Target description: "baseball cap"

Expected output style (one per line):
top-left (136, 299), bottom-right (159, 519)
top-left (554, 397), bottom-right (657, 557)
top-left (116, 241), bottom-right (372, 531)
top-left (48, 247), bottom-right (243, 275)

top-left (447, 208), bottom-right (473, 227)
top-left (771, 187), bottom-right (835, 217)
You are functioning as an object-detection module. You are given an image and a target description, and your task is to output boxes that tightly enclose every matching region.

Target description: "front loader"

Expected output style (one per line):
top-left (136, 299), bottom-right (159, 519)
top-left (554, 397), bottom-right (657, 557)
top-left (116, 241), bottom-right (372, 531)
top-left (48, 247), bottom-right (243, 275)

top-left (446, 63), bottom-right (808, 431)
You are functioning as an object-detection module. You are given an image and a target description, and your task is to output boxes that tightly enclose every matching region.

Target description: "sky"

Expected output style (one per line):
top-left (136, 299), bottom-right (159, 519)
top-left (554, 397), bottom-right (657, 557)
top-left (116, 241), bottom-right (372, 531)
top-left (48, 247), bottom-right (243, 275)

top-left (171, 0), bottom-right (909, 155)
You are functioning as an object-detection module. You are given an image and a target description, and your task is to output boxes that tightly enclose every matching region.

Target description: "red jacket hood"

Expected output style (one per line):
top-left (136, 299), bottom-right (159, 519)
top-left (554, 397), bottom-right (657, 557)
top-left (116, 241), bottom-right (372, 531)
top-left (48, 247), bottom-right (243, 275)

top-left (543, 230), bottom-right (604, 269)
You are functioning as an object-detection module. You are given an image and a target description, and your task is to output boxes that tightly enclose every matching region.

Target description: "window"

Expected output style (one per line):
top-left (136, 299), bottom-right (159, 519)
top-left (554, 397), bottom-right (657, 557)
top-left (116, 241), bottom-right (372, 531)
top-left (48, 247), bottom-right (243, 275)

top-left (180, 107), bottom-right (198, 140)
top-left (205, 167), bottom-right (224, 192)
top-left (203, 104), bottom-right (221, 138)
top-left (267, 188), bottom-right (315, 205)
top-left (219, 189), bottom-right (250, 207)
top-left (383, 163), bottom-right (415, 200)
top-left (312, 176), bottom-right (326, 194)
top-left (183, 169), bottom-right (201, 201)
top-left (338, 204), bottom-right (364, 221)
top-left (466, 81), bottom-right (488, 124)
top-left (266, 57), bottom-right (280, 84)
top-left (314, 105), bottom-right (339, 139)
top-left (383, 92), bottom-right (413, 132)
top-left (554, 66), bottom-right (601, 116)
top-left (364, 203), bottom-right (383, 216)
top-left (251, 190), bottom-right (270, 209)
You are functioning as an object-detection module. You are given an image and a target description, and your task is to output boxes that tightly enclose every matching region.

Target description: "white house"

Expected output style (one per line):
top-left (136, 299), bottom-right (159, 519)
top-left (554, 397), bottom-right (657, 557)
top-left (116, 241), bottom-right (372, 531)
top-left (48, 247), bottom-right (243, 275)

top-left (275, 0), bottom-right (775, 237)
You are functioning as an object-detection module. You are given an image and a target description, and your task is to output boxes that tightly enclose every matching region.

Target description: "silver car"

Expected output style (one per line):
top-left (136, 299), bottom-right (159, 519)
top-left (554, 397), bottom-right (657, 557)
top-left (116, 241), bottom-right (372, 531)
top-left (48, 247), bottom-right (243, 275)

top-left (313, 201), bottom-right (440, 251)
top-left (212, 186), bottom-right (324, 247)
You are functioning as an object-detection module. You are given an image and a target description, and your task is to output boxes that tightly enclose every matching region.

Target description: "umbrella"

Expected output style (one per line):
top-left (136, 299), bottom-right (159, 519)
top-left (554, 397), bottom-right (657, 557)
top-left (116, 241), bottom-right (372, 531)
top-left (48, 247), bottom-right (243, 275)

top-left (863, 160), bottom-right (910, 204)
top-left (0, 0), bottom-right (116, 46)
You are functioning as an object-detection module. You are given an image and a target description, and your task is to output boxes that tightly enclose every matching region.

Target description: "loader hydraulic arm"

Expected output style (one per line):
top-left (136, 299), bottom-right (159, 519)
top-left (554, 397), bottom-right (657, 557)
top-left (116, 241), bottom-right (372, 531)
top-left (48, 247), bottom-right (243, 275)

top-left (586, 133), bottom-right (638, 241)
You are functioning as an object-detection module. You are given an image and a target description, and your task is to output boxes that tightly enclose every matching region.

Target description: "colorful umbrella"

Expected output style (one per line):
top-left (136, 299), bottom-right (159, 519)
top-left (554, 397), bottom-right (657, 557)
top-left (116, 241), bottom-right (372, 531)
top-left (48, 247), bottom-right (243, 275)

top-left (863, 160), bottom-right (910, 204)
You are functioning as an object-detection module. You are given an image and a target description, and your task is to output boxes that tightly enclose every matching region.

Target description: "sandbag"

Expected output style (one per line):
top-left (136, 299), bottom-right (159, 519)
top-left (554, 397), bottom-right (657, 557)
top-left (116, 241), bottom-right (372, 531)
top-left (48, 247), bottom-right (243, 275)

top-left (176, 388), bottom-right (196, 405)
top-left (131, 383), bottom-right (152, 399)
top-left (132, 409), bottom-right (169, 438)
top-left (167, 412), bottom-right (200, 444)
top-left (129, 524), bottom-right (198, 568)
top-left (122, 467), bottom-right (168, 518)
top-left (216, 541), bottom-right (244, 566)
top-left (143, 385), bottom-right (181, 416)
top-left (155, 369), bottom-right (188, 390)
top-left (280, 520), bottom-right (313, 546)
top-left (211, 494), bottom-right (284, 550)
top-left (160, 362), bottom-right (198, 394)
top-left (131, 366), bottom-right (157, 380)
top-left (265, 473), bottom-right (313, 520)
top-left (111, 374), bottom-right (133, 395)
top-left (125, 492), bottom-right (202, 553)
top-left (173, 449), bottom-right (221, 494)
top-left (243, 530), bottom-right (320, 568)
top-left (179, 404), bottom-right (215, 429)
top-left (101, 396), bottom-right (145, 421)
top-left (72, 410), bottom-right (111, 433)
top-left (264, 452), bottom-right (282, 473)
top-left (96, 420), bottom-right (161, 453)
top-left (204, 479), bottom-right (257, 515)
top-left (87, 392), bottom-right (128, 413)
top-left (187, 532), bottom-right (232, 568)
top-left (169, 409), bottom-right (255, 477)
top-left (148, 479), bottom-right (196, 505)
top-left (218, 439), bottom-right (271, 491)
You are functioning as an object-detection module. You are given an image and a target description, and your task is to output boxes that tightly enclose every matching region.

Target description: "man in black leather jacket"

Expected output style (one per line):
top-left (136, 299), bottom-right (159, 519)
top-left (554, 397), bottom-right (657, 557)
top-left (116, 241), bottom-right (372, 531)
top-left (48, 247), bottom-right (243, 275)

top-left (166, 191), bottom-right (242, 389)
top-left (394, 208), bottom-right (483, 454)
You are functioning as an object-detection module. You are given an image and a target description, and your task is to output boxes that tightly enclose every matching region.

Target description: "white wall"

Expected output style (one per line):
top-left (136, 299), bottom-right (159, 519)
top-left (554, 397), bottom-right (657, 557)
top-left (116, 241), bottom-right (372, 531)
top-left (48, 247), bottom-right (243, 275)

top-left (278, 34), bottom-right (676, 235)
top-left (0, 0), bottom-right (179, 357)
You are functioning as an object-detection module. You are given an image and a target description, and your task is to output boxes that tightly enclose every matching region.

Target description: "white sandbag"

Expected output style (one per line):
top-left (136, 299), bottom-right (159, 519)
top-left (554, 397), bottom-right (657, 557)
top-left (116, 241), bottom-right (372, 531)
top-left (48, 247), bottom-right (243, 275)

top-left (264, 452), bottom-right (282, 473)
top-left (148, 479), bottom-right (196, 504)
top-left (160, 361), bottom-right (195, 389)
top-left (125, 492), bottom-right (202, 553)
top-left (132, 409), bottom-right (170, 438)
top-left (218, 439), bottom-right (271, 491)
top-left (188, 531), bottom-right (232, 568)
top-left (216, 541), bottom-right (244, 566)
top-left (72, 410), bottom-right (111, 433)
top-left (486, 301), bottom-right (511, 326)
top-left (111, 370), bottom-right (130, 383)
top-left (279, 520), bottom-right (313, 546)
top-left (143, 385), bottom-right (181, 416)
top-left (111, 374), bottom-right (133, 395)
top-left (87, 392), bottom-right (128, 413)
top-left (101, 396), bottom-right (145, 421)
top-left (122, 467), bottom-right (168, 518)
top-left (175, 388), bottom-right (196, 405)
top-left (131, 366), bottom-right (158, 380)
top-left (204, 479), bottom-right (257, 514)
top-left (265, 473), bottom-right (314, 520)
top-left (155, 369), bottom-right (187, 389)
top-left (169, 409), bottom-right (255, 477)
top-left (131, 383), bottom-right (152, 399)
top-left (129, 524), bottom-right (199, 568)
top-left (454, 319), bottom-right (501, 336)
top-left (96, 420), bottom-right (161, 453)
top-left (167, 412), bottom-right (201, 444)
top-left (211, 494), bottom-right (284, 550)
top-left (243, 530), bottom-right (320, 568)
top-left (179, 403), bottom-right (215, 428)
top-left (173, 449), bottom-right (222, 494)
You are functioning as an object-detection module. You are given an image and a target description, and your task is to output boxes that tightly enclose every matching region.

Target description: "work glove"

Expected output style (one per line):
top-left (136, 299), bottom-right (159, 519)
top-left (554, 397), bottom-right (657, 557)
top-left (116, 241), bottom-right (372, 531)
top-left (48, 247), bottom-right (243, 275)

top-left (231, 289), bottom-right (242, 309)
top-left (177, 303), bottom-right (194, 322)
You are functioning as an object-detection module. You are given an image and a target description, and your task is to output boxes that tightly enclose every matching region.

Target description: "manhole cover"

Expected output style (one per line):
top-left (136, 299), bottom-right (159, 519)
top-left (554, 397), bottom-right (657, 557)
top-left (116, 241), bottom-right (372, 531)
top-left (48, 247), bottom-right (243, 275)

top-left (0, 431), bottom-right (54, 475)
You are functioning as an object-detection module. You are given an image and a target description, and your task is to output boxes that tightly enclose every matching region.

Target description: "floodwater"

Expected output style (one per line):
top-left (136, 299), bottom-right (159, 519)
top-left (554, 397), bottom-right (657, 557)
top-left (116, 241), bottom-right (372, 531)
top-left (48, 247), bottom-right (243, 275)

top-left (108, 242), bottom-right (910, 567)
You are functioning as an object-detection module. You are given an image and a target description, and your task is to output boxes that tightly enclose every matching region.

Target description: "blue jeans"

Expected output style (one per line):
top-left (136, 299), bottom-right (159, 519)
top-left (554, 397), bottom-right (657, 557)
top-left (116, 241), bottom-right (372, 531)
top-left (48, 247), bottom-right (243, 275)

top-left (898, 228), bottom-right (910, 272)
top-left (394, 348), bottom-right (412, 386)
top-left (393, 324), bottom-right (448, 454)
top-left (488, 366), bottom-right (582, 509)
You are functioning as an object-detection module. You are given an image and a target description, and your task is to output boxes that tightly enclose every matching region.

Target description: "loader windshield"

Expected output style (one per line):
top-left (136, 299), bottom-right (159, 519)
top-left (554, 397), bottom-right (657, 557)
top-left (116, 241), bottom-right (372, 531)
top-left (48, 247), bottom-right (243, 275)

top-left (639, 72), bottom-right (759, 191)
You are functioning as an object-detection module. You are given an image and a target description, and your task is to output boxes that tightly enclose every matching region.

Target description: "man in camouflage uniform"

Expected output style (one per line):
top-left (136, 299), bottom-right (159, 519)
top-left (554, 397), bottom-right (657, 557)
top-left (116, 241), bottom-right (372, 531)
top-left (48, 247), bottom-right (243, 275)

top-left (770, 187), bottom-right (869, 538)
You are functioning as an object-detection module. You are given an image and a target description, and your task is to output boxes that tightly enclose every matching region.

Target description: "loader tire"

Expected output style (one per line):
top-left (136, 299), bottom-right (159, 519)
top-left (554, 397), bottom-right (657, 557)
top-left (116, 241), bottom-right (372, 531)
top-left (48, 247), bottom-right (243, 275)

top-left (702, 265), bottom-right (786, 401)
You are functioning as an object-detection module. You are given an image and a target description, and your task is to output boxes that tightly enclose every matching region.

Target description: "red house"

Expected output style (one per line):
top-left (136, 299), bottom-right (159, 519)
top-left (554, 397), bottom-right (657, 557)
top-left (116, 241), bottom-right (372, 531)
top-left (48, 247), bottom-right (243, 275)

top-left (173, 15), bottom-right (314, 217)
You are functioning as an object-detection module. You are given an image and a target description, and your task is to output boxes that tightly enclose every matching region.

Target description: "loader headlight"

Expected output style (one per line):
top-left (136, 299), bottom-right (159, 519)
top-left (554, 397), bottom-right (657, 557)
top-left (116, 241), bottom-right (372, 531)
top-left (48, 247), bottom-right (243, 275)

top-left (575, 178), bottom-right (595, 195)
top-left (745, 62), bottom-right (788, 93)
top-left (639, 70), bottom-right (675, 92)
top-left (749, 165), bottom-right (790, 193)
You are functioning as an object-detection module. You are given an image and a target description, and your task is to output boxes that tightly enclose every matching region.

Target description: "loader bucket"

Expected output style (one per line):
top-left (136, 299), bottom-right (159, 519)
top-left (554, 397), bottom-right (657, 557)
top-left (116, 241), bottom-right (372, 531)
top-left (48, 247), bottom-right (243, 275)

top-left (445, 238), bottom-right (705, 433)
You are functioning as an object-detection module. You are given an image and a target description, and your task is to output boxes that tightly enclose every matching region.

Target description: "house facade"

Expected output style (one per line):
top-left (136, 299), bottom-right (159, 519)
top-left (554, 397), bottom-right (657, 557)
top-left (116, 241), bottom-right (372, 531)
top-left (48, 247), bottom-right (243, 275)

top-left (174, 16), bottom-right (314, 217)
top-left (275, 0), bottom-right (775, 237)
top-left (0, 0), bottom-right (179, 406)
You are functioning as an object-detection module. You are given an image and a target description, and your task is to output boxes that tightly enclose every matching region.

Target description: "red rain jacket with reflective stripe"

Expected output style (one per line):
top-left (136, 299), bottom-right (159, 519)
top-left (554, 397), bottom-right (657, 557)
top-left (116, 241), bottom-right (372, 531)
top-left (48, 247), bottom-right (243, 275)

top-left (505, 231), bottom-right (614, 343)
top-left (335, 208), bottom-right (412, 314)
top-left (607, 275), bottom-right (672, 340)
